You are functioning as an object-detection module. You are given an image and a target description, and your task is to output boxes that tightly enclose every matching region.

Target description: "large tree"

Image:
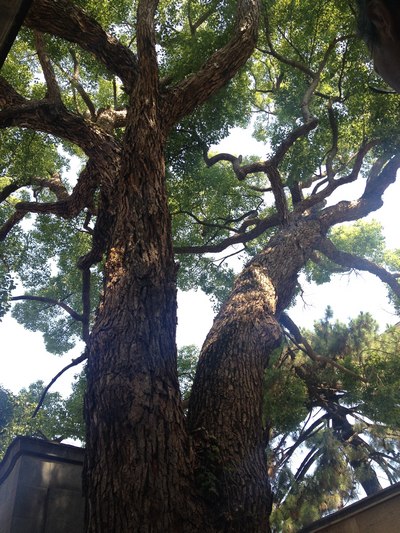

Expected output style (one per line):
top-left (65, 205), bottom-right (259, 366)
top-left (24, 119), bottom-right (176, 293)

top-left (1, 0), bottom-right (400, 531)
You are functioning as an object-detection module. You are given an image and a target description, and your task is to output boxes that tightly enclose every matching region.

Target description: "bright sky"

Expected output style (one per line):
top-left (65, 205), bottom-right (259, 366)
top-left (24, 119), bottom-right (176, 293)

top-left (1, 126), bottom-right (400, 397)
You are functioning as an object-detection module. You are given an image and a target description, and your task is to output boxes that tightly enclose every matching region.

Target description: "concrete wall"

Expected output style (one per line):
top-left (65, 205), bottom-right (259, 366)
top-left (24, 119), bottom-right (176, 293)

top-left (0, 436), bottom-right (84, 533)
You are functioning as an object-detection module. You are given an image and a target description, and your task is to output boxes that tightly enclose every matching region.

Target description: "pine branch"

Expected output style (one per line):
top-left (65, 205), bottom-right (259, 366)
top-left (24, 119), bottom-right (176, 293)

top-left (280, 313), bottom-right (366, 381)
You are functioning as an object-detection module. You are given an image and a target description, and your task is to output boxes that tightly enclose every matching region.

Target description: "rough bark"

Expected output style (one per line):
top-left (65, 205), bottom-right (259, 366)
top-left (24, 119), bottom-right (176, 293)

top-left (84, 113), bottom-right (199, 532)
top-left (78, 1), bottom-right (262, 531)
top-left (2, 1), bottom-right (397, 532)
top-left (187, 219), bottom-right (325, 530)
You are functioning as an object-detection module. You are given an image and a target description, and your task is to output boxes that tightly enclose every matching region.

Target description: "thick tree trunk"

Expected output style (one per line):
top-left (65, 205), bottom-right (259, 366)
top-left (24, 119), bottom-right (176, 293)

top-left (187, 219), bottom-right (325, 531)
top-left (84, 93), bottom-right (205, 531)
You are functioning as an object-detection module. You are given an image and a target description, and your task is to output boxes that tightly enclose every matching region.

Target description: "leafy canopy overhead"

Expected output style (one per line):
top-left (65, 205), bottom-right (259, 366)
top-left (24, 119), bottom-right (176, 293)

top-left (1, 0), bottom-right (400, 355)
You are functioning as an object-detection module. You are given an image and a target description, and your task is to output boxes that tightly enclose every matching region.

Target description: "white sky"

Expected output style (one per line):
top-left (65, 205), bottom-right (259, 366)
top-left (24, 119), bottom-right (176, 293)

top-left (1, 126), bottom-right (400, 397)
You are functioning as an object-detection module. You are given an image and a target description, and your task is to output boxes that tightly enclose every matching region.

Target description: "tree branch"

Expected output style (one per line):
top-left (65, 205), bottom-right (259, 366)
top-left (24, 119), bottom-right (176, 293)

top-left (34, 31), bottom-right (62, 101)
top-left (25, 0), bottom-right (138, 91)
top-left (32, 352), bottom-right (87, 417)
top-left (280, 313), bottom-right (366, 381)
top-left (136, 0), bottom-right (160, 96)
top-left (174, 212), bottom-right (280, 254)
top-left (10, 294), bottom-right (84, 322)
top-left (316, 238), bottom-right (400, 299)
top-left (162, 0), bottom-right (260, 128)
top-left (0, 211), bottom-right (26, 241)
top-left (0, 95), bottom-right (117, 157)
top-left (13, 157), bottom-right (102, 220)
top-left (320, 153), bottom-right (400, 227)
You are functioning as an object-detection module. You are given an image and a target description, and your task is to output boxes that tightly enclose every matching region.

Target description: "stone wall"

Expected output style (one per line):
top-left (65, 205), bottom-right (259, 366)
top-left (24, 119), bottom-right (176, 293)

top-left (0, 436), bottom-right (84, 533)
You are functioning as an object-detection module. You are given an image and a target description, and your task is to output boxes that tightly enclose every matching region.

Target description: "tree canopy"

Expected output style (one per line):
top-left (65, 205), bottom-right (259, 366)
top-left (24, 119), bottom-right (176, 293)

top-left (1, 0), bottom-right (400, 531)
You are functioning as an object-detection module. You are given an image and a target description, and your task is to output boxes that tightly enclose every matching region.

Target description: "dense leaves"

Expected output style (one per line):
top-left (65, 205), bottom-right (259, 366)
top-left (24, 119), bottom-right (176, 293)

top-left (0, 378), bottom-right (85, 460)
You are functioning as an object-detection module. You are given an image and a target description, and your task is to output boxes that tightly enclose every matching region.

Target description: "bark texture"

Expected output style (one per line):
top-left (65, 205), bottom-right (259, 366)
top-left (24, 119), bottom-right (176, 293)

top-left (1, 1), bottom-right (398, 532)
top-left (187, 219), bottom-right (325, 530)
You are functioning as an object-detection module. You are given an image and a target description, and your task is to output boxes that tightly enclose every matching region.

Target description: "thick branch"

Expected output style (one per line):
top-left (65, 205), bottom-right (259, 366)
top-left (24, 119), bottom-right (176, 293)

top-left (162, 0), bottom-right (260, 127)
top-left (136, 0), bottom-right (159, 96)
top-left (320, 153), bottom-right (400, 227)
top-left (294, 141), bottom-right (376, 216)
top-left (0, 211), bottom-right (26, 241)
top-left (34, 31), bottom-right (62, 101)
top-left (317, 238), bottom-right (400, 299)
top-left (14, 158), bottom-right (101, 220)
top-left (25, 0), bottom-right (138, 91)
top-left (0, 96), bottom-right (117, 157)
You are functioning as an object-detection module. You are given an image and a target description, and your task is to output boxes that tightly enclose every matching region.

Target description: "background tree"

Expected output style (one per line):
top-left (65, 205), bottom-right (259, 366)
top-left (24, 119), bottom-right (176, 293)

top-left (1, 0), bottom-right (400, 531)
top-left (267, 309), bottom-right (400, 531)
top-left (0, 379), bottom-right (84, 457)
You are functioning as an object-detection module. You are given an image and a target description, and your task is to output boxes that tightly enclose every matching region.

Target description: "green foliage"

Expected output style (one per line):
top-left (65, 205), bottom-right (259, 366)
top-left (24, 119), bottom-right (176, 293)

top-left (268, 309), bottom-right (400, 531)
top-left (306, 220), bottom-right (387, 284)
top-left (0, 378), bottom-right (85, 460)
top-left (263, 351), bottom-right (308, 433)
top-left (177, 345), bottom-right (200, 400)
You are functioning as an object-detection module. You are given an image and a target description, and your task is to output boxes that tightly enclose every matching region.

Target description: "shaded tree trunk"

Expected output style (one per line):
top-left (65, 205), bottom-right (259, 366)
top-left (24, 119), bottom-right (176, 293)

top-left (83, 56), bottom-right (206, 530)
top-left (331, 411), bottom-right (382, 496)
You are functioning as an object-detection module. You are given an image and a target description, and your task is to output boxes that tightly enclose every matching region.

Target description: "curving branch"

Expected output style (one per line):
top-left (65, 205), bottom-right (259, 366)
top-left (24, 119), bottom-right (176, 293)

top-left (56, 49), bottom-right (97, 120)
top-left (0, 211), bottom-right (26, 241)
top-left (0, 94), bottom-right (117, 157)
top-left (294, 140), bottom-right (377, 216)
top-left (32, 351), bottom-right (87, 417)
top-left (10, 294), bottom-right (84, 322)
top-left (280, 313), bottom-right (366, 381)
top-left (261, 12), bottom-right (315, 79)
top-left (320, 153), bottom-right (400, 228)
top-left (174, 211), bottom-right (280, 254)
top-left (13, 158), bottom-right (102, 220)
top-left (316, 238), bottom-right (400, 299)
top-left (24, 0), bottom-right (138, 91)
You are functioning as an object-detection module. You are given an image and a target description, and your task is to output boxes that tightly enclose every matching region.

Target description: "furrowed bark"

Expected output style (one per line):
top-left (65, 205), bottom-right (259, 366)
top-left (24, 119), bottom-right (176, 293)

top-left (187, 219), bottom-right (325, 531)
top-left (83, 2), bottom-right (206, 530)
top-left (84, 102), bottom-right (203, 531)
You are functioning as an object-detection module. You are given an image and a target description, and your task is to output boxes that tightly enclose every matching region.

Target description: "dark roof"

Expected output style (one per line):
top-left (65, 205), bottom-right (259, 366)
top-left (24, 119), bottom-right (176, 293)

top-left (299, 481), bottom-right (400, 532)
top-left (0, 0), bottom-right (34, 69)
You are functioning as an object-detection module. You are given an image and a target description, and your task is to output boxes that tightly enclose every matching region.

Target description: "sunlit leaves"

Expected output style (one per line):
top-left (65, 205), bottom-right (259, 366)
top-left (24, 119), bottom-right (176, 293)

top-left (306, 220), bottom-right (387, 284)
top-left (0, 379), bottom-right (85, 459)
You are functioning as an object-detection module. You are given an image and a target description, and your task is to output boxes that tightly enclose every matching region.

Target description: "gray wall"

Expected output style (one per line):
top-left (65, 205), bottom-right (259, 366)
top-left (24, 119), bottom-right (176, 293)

top-left (0, 436), bottom-right (84, 533)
